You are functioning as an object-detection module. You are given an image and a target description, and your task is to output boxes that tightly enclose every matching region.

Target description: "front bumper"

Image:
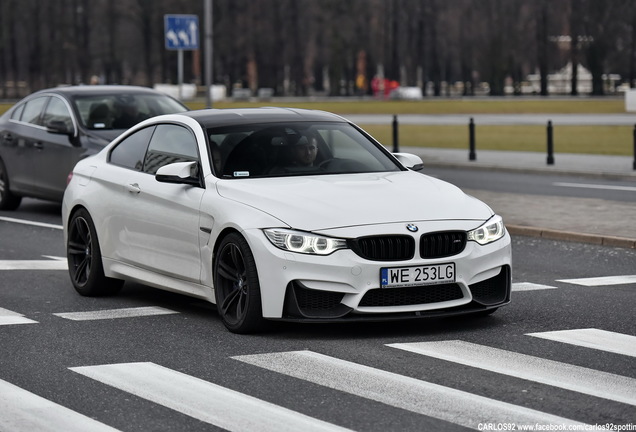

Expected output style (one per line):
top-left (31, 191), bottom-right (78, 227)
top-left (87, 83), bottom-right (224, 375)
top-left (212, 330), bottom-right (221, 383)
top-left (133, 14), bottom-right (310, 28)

top-left (243, 221), bottom-right (512, 321)
top-left (281, 265), bottom-right (510, 322)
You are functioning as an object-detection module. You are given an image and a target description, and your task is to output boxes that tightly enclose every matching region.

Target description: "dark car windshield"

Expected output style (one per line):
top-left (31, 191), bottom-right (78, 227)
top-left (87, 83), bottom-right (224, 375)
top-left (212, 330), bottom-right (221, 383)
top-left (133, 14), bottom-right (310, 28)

top-left (207, 121), bottom-right (401, 178)
top-left (74, 93), bottom-right (187, 130)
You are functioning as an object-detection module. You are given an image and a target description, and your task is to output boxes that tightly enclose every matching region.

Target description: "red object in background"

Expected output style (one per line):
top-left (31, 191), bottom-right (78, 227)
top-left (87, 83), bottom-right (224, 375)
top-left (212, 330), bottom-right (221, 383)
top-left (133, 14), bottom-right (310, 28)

top-left (371, 77), bottom-right (399, 98)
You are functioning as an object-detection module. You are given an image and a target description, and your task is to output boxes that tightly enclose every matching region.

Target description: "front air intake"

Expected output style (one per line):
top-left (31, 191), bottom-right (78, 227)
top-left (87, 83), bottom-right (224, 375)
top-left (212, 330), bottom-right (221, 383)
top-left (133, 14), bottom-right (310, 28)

top-left (359, 283), bottom-right (464, 307)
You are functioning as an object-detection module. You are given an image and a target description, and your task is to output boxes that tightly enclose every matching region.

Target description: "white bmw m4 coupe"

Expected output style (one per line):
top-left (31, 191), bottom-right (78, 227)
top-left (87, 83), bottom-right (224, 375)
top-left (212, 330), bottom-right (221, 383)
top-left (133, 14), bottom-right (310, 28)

top-left (62, 108), bottom-right (512, 333)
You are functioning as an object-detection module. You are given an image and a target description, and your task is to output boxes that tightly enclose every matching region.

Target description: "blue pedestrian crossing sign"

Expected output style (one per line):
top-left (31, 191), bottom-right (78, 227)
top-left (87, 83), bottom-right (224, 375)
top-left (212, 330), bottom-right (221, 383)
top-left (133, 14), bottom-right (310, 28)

top-left (164, 14), bottom-right (199, 50)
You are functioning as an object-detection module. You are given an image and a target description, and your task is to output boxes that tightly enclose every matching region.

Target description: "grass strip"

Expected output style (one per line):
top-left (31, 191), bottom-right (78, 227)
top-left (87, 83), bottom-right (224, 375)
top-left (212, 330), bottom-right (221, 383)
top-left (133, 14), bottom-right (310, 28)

top-left (359, 124), bottom-right (633, 156)
top-left (1, 99), bottom-right (631, 155)
top-left (192, 98), bottom-right (626, 114)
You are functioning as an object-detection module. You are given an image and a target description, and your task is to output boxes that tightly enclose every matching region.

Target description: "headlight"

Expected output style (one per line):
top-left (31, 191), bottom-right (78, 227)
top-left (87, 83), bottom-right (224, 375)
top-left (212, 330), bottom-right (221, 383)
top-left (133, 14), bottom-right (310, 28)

top-left (264, 229), bottom-right (348, 255)
top-left (467, 215), bottom-right (506, 245)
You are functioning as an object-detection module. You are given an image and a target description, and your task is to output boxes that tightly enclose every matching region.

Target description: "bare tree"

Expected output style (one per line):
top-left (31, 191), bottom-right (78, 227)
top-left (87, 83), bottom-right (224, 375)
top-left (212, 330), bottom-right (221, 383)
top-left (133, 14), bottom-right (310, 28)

top-left (1, 0), bottom-right (635, 97)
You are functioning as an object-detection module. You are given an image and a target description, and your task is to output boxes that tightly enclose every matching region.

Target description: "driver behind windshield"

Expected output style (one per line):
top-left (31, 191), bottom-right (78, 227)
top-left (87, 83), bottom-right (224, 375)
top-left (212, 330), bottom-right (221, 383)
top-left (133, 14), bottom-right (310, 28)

top-left (289, 135), bottom-right (318, 167)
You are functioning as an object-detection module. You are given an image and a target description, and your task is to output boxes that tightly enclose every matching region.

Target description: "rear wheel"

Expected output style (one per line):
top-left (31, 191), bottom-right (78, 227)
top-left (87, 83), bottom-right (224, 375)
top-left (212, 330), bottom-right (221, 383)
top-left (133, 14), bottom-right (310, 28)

top-left (214, 233), bottom-right (265, 333)
top-left (67, 208), bottom-right (123, 296)
top-left (0, 158), bottom-right (22, 210)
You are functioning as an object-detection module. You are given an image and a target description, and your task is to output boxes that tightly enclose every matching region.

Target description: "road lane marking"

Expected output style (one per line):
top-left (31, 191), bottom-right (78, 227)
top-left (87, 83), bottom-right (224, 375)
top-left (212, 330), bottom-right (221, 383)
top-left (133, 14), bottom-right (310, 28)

top-left (553, 182), bottom-right (636, 192)
top-left (512, 282), bottom-right (557, 291)
top-left (233, 350), bottom-right (585, 429)
top-left (0, 256), bottom-right (67, 271)
top-left (54, 306), bottom-right (179, 321)
top-left (527, 328), bottom-right (636, 357)
top-left (0, 216), bottom-right (63, 230)
top-left (557, 275), bottom-right (636, 286)
top-left (0, 307), bottom-right (38, 325)
top-left (387, 340), bottom-right (636, 406)
top-left (70, 362), bottom-right (352, 432)
top-left (0, 379), bottom-right (120, 432)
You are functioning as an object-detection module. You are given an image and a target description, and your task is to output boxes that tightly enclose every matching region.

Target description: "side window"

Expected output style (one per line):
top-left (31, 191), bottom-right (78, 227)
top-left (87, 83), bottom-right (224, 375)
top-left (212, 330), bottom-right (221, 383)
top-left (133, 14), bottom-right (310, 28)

top-left (20, 96), bottom-right (49, 125)
top-left (143, 124), bottom-right (199, 175)
top-left (42, 97), bottom-right (74, 131)
top-left (109, 126), bottom-right (155, 171)
top-left (10, 103), bottom-right (25, 121)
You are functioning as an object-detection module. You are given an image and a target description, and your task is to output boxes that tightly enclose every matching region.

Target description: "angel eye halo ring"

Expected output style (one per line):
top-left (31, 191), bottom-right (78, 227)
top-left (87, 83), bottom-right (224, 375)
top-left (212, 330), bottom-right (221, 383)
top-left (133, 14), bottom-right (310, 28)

top-left (264, 229), bottom-right (348, 255)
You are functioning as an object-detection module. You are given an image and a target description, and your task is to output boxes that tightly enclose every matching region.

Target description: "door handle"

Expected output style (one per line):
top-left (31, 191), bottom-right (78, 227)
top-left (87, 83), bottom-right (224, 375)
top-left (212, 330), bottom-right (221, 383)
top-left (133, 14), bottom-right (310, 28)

top-left (126, 183), bottom-right (141, 194)
top-left (3, 133), bottom-right (14, 143)
top-left (33, 142), bottom-right (44, 150)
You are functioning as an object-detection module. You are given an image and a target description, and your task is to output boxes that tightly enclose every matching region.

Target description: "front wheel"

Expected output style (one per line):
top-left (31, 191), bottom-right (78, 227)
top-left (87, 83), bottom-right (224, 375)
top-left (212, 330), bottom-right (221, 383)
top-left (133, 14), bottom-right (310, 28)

top-left (67, 208), bottom-right (123, 296)
top-left (213, 233), bottom-right (265, 333)
top-left (0, 157), bottom-right (22, 210)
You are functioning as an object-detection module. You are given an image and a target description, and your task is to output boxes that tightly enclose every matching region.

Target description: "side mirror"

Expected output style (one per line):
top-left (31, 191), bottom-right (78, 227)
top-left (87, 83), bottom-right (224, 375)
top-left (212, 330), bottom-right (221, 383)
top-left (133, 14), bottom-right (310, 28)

top-left (46, 120), bottom-right (73, 136)
top-left (393, 152), bottom-right (424, 171)
top-left (155, 161), bottom-right (202, 187)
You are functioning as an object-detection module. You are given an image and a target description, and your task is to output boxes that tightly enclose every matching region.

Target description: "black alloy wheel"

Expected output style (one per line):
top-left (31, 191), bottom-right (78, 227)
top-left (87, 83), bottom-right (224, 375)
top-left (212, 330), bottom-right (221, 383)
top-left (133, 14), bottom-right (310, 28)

top-left (0, 158), bottom-right (22, 210)
top-left (214, 233), bottom-right (264, 333)
top-left (67, 208), bottom-right (123, 296)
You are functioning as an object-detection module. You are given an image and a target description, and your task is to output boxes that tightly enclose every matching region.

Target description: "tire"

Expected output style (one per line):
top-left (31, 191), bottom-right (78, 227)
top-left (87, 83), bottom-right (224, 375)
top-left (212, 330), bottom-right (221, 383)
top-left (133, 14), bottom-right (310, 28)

top-left (0, 157), bottom-right (22, 210)
top-left (213, 233), bottom-right (265, 333)
top-left (67, 208), bottom-right (123, 296)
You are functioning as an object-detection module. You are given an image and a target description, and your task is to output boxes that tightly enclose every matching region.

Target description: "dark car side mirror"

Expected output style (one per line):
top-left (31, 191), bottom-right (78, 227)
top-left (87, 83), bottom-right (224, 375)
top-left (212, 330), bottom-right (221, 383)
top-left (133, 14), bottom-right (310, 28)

top-left (46, 120), bottom-right (73, 136)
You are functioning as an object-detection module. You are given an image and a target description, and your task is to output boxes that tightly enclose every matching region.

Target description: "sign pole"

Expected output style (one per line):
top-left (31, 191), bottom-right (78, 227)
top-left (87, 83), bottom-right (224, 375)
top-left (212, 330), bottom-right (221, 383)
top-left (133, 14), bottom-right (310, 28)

top-left (178, 49), bottom-right (184, 100)
top-left (204, 0), bottom-right (213, 108)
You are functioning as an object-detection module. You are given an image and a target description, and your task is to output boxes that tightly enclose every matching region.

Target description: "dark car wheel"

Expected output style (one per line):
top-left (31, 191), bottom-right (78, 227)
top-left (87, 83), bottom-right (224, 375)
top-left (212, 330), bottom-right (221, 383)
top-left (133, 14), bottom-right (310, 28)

top-left (214, 233), bottom-right (265, 333)
top-left (0, 158), bottom-right (22, 210)
top-left (67, 208), bottom-right (123, 296)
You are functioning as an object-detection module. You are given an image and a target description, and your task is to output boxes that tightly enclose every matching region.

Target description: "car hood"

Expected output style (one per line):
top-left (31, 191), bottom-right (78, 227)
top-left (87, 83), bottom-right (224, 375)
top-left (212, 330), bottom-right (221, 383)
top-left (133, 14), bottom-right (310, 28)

top-left (216, 171), bottom-right (493, 231)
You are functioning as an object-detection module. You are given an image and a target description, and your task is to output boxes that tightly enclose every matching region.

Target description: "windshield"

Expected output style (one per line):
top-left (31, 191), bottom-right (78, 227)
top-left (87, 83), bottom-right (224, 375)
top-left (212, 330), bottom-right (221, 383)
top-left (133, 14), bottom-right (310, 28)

top-left (74, 93), bottom-right (188, 130)
top-left (207, 121), bottom-right (401, 178)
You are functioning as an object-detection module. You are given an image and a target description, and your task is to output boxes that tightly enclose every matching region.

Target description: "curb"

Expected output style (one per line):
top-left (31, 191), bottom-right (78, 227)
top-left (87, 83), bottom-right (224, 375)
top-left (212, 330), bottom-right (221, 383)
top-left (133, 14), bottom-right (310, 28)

top-left (507, 225), bottom-right (636, 249)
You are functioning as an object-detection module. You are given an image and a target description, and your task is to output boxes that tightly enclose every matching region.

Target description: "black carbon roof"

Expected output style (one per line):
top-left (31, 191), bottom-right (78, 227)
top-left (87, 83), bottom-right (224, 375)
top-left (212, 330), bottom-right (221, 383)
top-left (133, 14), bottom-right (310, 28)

top-left (183, 107), bottom-right (349, 127)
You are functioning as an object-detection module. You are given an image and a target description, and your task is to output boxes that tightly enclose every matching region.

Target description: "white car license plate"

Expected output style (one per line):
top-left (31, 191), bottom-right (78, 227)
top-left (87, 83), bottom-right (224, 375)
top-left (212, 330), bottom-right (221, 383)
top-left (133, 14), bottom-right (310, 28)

top-left (380, 263), bottom-right (455, 288)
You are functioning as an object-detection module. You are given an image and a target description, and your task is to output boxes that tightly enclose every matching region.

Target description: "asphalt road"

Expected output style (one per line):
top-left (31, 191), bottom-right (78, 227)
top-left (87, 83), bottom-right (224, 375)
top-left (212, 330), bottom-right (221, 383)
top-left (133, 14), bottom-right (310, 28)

top-left (1, 192), bottom-right (635, 431)
top-left (424, 166), bottom-right (636, 203)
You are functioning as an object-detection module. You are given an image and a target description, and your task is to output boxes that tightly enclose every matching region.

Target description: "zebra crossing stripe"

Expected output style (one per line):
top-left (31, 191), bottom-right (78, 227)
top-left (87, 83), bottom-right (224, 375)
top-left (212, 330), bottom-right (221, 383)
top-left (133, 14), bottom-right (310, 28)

top-left (0, 307), bottom-right (38, 325)
top-left (387, 340), bottom-right (636, 406)
top-left (0, 216), bottom-right (63, 230)
top-left (557, 275), bottom-right (636, 286)
top-left (0, 379), bottom-right (120, 432)
top-left (527, 328), bottom-right (636, 358)
top-left (70, 362), bottom-right (352, 432)
top-left (512, 282), bottom-right (557, 291)
top-left (54, 306), bottom-right (179, 321)
top-left (233, 350), bottom-right (586, 429)
top-left (0, 256), bottom-right (67, 271)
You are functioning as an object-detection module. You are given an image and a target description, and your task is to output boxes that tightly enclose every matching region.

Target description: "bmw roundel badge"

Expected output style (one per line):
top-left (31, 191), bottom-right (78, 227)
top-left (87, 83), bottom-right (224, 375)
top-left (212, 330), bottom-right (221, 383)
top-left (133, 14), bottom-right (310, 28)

top-left (406, 224), bottom-right (419, 232)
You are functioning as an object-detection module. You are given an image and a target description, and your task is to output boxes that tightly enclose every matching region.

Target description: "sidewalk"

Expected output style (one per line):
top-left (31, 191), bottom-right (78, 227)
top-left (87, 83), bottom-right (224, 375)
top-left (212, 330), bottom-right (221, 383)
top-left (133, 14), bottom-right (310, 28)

top-left (400, 147), bottom-right (636, 249)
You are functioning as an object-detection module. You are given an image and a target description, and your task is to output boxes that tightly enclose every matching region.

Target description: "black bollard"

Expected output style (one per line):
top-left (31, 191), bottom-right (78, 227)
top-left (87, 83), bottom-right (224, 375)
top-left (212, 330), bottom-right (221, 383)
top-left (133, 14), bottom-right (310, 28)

top-left (392, 115), bottom-right (399, 153)
top-left (633, 125), bottom-right (636, 170)
top-left (469, 117), bottom-right (476, 161)
top-left (547, 120), bottom-right (554, 165)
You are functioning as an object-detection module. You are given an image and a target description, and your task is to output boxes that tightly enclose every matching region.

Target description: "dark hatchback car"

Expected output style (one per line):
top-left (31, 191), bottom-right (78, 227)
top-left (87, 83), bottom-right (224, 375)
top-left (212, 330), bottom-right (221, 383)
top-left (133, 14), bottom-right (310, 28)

top-left (0, 85), bottom-right (188, 210)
